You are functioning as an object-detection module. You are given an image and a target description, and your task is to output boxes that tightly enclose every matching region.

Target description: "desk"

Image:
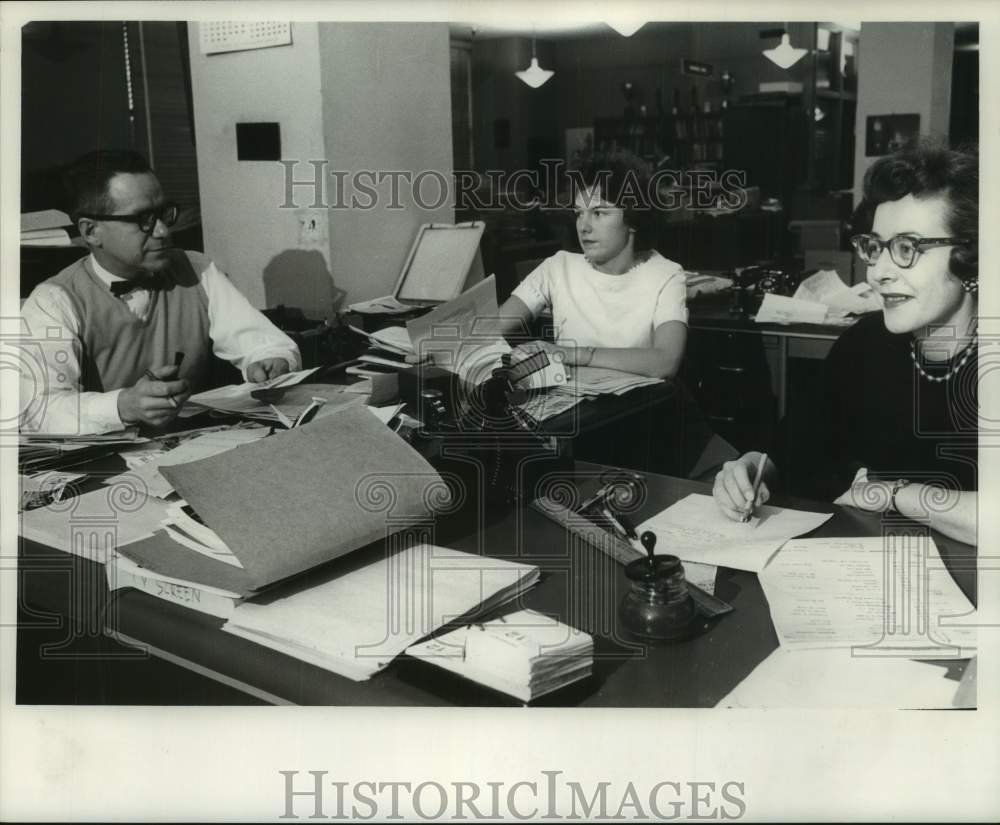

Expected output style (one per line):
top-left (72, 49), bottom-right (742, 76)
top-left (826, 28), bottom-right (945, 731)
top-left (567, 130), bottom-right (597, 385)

top-left (688, 299), bottom-right (845, 419)
top-left (18, 460), bottom-right (975, 707)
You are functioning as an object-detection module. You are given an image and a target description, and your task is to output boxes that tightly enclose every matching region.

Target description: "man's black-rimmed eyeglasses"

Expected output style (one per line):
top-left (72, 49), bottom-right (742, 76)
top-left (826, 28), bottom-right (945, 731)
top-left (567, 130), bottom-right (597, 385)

top-left (80, 203), bottom-right (180, 234)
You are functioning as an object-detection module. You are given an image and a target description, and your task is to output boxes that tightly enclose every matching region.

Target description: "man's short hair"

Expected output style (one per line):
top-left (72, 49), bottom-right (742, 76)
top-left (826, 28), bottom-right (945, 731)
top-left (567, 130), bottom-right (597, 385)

top-left (64, 150), bottom-right (152, 224)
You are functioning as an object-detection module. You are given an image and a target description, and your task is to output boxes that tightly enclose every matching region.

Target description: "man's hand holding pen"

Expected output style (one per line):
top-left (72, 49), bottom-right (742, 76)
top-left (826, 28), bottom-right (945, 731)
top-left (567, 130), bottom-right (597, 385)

top-left (713, 451), bottom-right (773, 523)
top-left (118, 352), bottom-right (190, 427)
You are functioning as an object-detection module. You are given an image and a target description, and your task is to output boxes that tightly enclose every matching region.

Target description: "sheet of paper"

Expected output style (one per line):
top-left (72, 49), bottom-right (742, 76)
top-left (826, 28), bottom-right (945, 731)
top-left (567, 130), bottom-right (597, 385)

top-left (346, 295), bottom-right (414, 314)
top-left (636, 493), bottom-right (832, 572)
top-left (20, 488), bottom-right (172, 563)
top-left (564, 366), bottom-right (661, 397)
top-left (793, 269), bottom-right (881, 316)
top-left (19, 471), bottom-right (86, 510)
top-left (716, 647), bottom-right (962, 709)
top-left (223, 544), bottom-right (538, 681)
top-left (758, 536), bottom-right (977, 657)
top-left (104, 428), bottom-right (269, 498)
top-left (367, 402), bottom-right (405, 425)
top-left (682, 560), bottom-right (718, 596)
top-left (186, 367), bottom-right (322, 412)
top-left (517, 389), bottom-right (586, 421)
top-left (754, 293), bottom-right (828, 325)
top-left (406, 275), bottom-right (499, 357)
top-left (21, 208), bottom-right (71, 232)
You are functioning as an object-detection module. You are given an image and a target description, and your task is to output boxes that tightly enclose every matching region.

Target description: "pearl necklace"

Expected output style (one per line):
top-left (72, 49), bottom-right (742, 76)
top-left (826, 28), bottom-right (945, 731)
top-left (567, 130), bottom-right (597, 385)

top-left (909, 333), bottom-right (978, 383)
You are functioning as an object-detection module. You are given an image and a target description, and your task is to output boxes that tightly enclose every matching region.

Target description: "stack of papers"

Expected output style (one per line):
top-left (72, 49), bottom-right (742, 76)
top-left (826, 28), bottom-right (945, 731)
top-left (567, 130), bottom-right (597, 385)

top-left (407, 609), bottom-right (593, 702)
top-left (636, 493), bottom-right (832, 573)
top-left (349, 324), bottom-right (414, 357)
top-left (793, 269), bottom-right (881, 317)
top-left (758, 536), bottom-right (977, 656)
top-left (223, 545), bottom-right (540, 681)
top-left (517, 367), bottom-right (662, 421)
top-left (21, 209), bottom-right (73, 247)
top-left (20, 486), bottom-right (171, 562)
top-left (19, 429), bottom-right (146, 472)
top-left (184, 369), bottom-right (368, 424)
top-left (104, 427), bottom-right (268, 499)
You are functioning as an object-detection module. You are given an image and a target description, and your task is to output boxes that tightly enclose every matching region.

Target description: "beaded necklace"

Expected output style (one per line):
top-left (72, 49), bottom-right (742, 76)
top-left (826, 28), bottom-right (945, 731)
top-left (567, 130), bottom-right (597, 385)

top-left (909, 333), bottom-right (978, 383)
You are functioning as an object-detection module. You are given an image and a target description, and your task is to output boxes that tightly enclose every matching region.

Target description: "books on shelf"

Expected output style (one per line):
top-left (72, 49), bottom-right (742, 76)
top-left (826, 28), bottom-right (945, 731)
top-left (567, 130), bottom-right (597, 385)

top-left (21, 209), bottom-right (73, 246)
top-left (406, 609), bottom-right (593, 702)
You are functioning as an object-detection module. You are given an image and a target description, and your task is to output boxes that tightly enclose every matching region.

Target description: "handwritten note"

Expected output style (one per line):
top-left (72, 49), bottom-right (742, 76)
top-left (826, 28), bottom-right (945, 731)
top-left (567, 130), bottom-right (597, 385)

top-left (636, 493), bottom-right (832, 572)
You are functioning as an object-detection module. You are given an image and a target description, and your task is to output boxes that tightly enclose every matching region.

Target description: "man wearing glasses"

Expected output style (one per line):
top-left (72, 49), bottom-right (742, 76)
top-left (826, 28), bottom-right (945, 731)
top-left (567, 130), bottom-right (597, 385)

top-left (19, 150), bottom-right (300, 434)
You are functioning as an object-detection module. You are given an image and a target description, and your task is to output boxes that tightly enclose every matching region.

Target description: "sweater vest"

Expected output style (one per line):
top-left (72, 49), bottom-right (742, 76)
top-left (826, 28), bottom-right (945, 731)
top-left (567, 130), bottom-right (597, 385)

top-left (46, 250), bottom-right (213, 393)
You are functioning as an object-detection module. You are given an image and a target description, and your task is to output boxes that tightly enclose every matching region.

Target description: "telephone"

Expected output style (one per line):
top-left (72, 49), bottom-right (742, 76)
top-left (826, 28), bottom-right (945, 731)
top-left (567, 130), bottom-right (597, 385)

top-left (420, 349), bottom-right (571, 511)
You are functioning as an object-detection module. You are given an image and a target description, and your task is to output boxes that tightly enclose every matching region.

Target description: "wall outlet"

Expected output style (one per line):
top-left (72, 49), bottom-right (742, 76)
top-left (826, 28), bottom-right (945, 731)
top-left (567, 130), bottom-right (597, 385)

top-left (296, 209), bottom-right (328, 246)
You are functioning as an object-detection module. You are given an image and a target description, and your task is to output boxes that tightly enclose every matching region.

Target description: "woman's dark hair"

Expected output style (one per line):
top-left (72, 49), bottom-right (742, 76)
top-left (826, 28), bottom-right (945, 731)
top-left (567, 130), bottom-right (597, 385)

top-left (853, 139), bottom-right (978, 282)
top-left (570, 150), bottom-right (659, 252)
top-left (63, 150), bottom-right (153, 224)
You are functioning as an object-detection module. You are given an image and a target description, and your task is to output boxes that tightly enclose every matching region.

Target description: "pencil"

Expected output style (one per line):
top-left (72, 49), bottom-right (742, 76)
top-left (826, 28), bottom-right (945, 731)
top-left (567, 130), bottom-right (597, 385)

top-left (144, 367), bottom-right (179, 410)
top-left (742, 452), bottom-right (768, 523)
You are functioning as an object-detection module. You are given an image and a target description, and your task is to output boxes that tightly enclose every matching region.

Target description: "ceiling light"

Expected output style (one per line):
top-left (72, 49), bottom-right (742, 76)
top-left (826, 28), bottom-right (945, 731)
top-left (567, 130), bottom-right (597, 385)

top-left (515, 37), bottom-right (553, 88)
top-left (607, 21), bottom-right (645, 37)
top-left (763, 33), bottom-right (807, 70)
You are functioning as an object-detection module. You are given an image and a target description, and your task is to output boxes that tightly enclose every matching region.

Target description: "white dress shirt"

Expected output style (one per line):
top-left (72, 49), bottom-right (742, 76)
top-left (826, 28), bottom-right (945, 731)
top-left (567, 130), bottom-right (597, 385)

top-left (19, 254), bottom-right (301, 434)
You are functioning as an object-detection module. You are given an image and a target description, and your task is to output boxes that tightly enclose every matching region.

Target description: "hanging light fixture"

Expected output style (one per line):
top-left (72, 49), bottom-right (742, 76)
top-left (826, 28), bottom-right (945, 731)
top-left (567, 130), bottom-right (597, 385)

top-left (516, 35), bottom-right (553, 88)
top-left (762, 31), bottom-right (808, 70)
top-left (607, 20), bottom-right (646, 37)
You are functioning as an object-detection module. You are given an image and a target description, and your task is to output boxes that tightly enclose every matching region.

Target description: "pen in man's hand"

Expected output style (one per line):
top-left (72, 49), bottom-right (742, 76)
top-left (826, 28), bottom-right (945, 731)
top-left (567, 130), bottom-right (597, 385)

top-left (144, 366), bottom-right (180, 410)
top-left (742, 452), bottom-right (768, 524)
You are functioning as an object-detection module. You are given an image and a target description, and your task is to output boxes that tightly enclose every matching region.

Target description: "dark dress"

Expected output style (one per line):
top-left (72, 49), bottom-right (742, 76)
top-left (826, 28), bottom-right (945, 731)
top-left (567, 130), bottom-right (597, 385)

top-left (780, 312), bottom-right (978, 500)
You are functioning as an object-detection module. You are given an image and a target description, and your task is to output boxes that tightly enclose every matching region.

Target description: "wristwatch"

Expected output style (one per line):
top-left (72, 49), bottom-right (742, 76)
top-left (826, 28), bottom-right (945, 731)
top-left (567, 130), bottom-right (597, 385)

top-left (889, 479), bottom-right (912, 513)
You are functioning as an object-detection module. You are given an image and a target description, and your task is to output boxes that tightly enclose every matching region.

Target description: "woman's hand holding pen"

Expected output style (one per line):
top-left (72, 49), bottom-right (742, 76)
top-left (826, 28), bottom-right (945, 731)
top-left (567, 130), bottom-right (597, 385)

top-left (713, 452), bottom-right (773, 522)
top-left (117, 364), bottom-right (190, 428)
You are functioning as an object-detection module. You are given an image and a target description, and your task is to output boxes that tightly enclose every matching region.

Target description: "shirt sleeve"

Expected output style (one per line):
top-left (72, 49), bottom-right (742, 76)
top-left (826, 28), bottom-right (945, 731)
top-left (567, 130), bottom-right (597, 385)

top-left (198, 261), bottom-right (302, 377)
top-left (18, 283), bottom-right (125, 435)
top-left (510, 255), bottom-right (555, 316)
top-left (651, 267), bottom-right (689, 327)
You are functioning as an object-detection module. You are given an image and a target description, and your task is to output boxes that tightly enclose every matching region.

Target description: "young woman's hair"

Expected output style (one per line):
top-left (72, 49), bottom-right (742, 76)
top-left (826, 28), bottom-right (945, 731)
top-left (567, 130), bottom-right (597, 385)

top-left (853, 139), bottom-right (978, 282)
top-left (64, 150), bottom-right (153, 224)
top-left (570, 150), bottom-right (660, 252)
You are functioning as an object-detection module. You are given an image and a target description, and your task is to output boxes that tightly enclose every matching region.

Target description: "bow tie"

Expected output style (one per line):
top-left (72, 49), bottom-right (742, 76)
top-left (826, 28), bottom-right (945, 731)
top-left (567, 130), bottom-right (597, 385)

top-left (109, 274), bottom-right (164, 297)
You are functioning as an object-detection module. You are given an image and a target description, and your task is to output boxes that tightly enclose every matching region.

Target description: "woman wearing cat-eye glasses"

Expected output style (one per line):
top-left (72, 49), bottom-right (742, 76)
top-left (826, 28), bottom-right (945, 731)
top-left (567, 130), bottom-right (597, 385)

top-left (713, 140), bottom-right (978, 545)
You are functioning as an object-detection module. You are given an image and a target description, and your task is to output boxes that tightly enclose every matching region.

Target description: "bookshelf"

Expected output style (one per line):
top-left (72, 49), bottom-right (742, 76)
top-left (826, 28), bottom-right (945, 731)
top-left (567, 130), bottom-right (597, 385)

top-left (593, 109), bottom-right (725, 168)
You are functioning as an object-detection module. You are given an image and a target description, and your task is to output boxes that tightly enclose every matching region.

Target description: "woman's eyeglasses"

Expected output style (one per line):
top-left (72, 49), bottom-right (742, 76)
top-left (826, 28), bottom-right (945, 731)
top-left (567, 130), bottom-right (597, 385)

top-left (80, 203), bottom-right (180, 234)
top-left (850, 233), bottom-right (970, 269)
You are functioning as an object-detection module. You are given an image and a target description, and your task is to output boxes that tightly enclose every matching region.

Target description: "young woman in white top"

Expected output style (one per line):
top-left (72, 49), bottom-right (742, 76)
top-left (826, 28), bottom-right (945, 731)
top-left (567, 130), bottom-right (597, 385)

top-left (497, 152), bottom-right (687, 378)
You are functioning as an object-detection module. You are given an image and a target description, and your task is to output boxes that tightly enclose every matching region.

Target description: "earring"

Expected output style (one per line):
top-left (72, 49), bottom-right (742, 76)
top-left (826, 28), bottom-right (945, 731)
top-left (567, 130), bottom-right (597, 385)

top-left (962, 278), bottom-right (979, 294)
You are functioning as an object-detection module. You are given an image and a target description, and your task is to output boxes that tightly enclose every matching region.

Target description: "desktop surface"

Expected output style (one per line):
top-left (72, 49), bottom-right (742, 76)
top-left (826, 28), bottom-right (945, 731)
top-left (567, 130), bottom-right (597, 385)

top-left (17, 455), bottom-right (975, 707)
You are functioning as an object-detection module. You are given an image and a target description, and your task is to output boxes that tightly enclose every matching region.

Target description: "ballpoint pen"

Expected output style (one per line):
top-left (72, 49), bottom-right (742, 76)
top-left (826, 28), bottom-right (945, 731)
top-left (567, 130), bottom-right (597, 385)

top-left (742, 452), bottom-right (768, 524)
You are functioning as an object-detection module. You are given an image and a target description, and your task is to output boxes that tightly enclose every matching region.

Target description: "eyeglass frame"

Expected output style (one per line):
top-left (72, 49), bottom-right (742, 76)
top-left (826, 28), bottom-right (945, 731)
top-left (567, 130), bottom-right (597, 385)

top-left (850, 232), bottom-right (971, 270)
top-left (78, 202), bottom-right (180, 234)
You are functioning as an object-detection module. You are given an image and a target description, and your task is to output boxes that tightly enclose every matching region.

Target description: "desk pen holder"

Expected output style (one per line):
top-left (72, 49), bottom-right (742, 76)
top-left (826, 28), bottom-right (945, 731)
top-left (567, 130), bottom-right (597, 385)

top-left (619, 555), bottom-right (698, 643)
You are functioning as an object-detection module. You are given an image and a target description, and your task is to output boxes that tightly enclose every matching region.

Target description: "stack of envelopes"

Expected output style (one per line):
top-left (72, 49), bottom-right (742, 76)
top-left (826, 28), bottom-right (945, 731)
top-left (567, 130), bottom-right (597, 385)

top-left (407, 609), bottom-right (593, 702)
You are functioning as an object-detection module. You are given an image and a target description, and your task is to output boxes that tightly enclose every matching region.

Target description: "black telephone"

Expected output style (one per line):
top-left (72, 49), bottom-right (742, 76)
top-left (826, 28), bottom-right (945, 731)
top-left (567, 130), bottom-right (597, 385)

top-left (425, 349), bottom-right (569, 510)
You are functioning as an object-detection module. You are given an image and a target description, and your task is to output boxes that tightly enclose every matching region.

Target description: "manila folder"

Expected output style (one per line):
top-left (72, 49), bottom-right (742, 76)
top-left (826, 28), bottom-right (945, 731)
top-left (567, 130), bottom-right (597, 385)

top-left (122, 407), bottom-right (449, 596)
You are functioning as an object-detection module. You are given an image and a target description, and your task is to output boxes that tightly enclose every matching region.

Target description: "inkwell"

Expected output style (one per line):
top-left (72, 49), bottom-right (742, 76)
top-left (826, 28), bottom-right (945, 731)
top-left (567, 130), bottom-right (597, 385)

top-left (619, 530), bottom-right (698, 642)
